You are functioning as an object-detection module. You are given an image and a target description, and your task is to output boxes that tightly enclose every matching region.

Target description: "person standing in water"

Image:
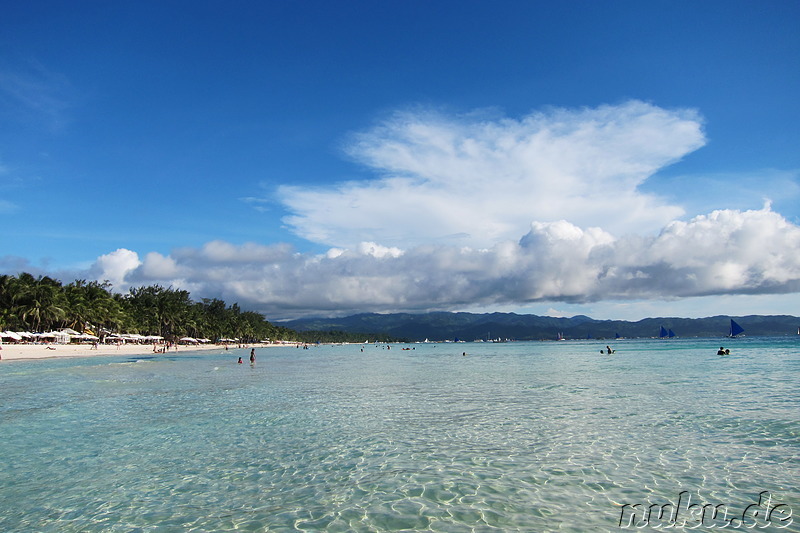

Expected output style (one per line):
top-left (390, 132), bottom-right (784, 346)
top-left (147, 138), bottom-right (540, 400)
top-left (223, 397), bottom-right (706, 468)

top-left (250, 348), bottom-right (256, 364)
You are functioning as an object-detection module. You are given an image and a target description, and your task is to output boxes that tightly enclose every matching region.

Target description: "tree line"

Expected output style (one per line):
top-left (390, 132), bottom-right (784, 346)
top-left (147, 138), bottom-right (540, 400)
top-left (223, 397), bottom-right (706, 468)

top-left (0, 272), bottom-right (395, 344)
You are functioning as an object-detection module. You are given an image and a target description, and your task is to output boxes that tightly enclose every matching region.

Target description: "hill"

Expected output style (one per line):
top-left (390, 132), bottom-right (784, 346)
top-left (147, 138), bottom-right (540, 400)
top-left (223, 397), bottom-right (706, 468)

top-left (282, 312), bottom-right (800, 342)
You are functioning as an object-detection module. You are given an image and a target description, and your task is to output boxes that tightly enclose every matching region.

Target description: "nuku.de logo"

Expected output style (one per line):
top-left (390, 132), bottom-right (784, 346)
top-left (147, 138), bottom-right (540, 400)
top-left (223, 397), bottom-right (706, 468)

top-left (618, 491), bottom-right (792, 529)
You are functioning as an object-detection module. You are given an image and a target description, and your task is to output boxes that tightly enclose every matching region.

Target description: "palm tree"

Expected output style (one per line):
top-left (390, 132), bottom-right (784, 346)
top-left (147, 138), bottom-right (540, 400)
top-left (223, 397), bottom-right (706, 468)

top-left (1, 272), bottom-right (296, 343)
top-left (64, 282), bottom-right (90, 331)
top-left (13, 274), bottom-right (66, 331)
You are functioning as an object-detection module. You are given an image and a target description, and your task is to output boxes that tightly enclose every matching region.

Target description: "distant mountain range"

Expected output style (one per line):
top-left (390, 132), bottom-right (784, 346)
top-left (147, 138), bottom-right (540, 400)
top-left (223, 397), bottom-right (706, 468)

top-left (283, 312), bottom-right (800, 341)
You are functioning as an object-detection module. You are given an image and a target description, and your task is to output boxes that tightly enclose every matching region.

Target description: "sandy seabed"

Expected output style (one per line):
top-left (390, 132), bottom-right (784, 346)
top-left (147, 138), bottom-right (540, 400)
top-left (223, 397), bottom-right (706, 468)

top-left (0, 342), bottom-right (270, 361)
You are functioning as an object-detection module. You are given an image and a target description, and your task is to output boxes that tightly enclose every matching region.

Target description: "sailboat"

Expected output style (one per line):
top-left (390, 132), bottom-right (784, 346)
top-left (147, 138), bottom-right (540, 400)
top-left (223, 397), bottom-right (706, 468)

top-left (659, 326), bottom-right (676, 339)
top-left (728, 319), bottom-right (745, 338)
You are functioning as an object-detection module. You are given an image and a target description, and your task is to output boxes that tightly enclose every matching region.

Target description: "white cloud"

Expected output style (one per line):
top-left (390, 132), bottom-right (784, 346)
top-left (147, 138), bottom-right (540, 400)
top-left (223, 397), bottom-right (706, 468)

top-left (76, 102), bottom-right (800, 319)
top-left (141, 252), bottom-right (180, 279)
top-left (278, 101), bottom-right (704, 249)
top-left (90, 248), bottom-right (141, 289)
top-left (356, 241), bottom-right (404, 258)
top-left (93, 206), bottom-right (800, 319)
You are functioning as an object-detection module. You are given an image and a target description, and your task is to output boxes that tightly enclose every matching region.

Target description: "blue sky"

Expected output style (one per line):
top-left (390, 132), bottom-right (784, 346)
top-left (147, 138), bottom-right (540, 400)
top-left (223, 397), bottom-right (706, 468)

top-left (2, 1), bottom-right (799, 321)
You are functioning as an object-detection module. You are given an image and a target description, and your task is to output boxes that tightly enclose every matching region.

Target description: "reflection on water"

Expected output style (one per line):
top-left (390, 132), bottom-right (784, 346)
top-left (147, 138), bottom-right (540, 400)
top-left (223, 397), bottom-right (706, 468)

top-left (1, 337), bottom-right (798, 531)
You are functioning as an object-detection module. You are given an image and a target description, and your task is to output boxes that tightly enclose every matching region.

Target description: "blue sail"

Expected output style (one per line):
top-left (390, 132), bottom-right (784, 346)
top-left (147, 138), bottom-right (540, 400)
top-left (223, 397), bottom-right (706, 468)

top-left (659, 326), bottom-right (668, 338)
top-left (729, 319), bottom-right (745, 337)
top-left (668, 329), bottom-right (676, 338)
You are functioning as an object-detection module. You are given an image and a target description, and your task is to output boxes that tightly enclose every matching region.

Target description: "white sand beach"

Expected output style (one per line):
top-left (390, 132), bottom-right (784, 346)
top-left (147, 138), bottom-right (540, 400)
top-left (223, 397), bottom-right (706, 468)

top-left (0, 342), bottom-right (273, 361)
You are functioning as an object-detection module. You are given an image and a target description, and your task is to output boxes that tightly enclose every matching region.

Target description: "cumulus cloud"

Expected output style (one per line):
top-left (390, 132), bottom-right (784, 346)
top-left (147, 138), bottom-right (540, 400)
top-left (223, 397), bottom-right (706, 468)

top-left (90, 248), bottom-right (141, 289)
top-left (600, 205), bottom-right (800, 297)
top-left (278, 100), bottom-right (704, 248)
top-left (140, 252), bottom-right (180, 279)
top-left (95, 206), bottom-right (800, 319)
top-left (80, 102), bottom-right (800, 318)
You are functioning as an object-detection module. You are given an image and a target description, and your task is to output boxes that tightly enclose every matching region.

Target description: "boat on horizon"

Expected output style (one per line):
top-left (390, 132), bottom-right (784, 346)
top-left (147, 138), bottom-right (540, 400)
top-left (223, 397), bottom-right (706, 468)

top-left (659, 326), bottom-right (676, 339)
top-left (728, 319), bottom-right (745, 338)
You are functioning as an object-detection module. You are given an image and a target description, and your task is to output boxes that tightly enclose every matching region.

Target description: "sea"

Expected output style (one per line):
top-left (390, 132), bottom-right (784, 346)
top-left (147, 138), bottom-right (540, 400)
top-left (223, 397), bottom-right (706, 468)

top-left (0, 337), bottom-right (798, 532)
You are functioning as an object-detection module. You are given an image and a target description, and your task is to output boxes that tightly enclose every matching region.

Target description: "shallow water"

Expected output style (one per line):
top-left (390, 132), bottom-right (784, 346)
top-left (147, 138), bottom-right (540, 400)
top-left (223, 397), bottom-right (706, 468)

top-left (1, 337), bottom-right (798, 531)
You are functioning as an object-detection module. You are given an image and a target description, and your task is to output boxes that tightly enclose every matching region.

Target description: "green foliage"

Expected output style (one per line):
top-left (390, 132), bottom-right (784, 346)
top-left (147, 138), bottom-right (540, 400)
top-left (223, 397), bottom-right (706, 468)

top-left (285, 311), bottom-right (800, 341)
top-left (292, 329), bottom-right (406, 344)
top-left (0, 272), bottom-right (302, 342)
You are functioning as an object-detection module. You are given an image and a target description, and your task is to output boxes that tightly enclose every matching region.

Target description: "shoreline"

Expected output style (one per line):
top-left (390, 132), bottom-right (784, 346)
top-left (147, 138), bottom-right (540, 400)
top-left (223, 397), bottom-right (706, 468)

top-left (0, 342), bottom-right (282, 362)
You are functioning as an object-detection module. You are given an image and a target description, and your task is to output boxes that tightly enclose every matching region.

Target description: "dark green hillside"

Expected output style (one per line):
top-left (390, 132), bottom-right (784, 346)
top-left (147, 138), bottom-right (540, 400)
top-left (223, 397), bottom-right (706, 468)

top-left (285, 312), bottom-right (800, 342)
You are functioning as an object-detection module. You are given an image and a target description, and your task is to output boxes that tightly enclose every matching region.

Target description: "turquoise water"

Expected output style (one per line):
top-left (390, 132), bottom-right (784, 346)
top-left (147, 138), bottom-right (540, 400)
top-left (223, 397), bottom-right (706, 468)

top-left (1, 337), bottom-right (798, 531)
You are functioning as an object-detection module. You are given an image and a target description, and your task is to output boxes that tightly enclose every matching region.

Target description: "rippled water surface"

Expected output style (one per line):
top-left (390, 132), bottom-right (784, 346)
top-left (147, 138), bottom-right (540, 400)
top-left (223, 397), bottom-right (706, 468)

top-left (1, 337), bottom-right (798, 531)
